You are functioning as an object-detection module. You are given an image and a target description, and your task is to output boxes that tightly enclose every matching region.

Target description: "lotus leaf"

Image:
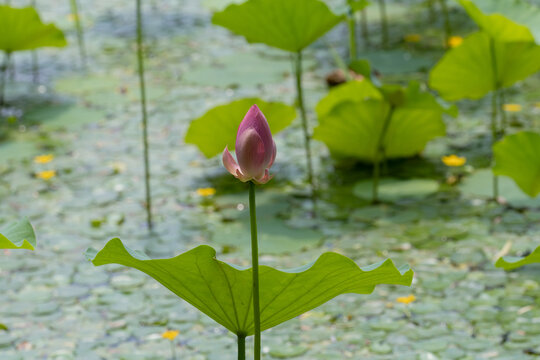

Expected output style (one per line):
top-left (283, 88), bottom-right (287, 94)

top-left (86, 239), bottom-right (413, 335)
top-left (185, 98), bottom-right (296, 158)
top-left (493, 131), bottom-right (540, 198)
top-left (0, 5), bottom-right (67, 53)
top-left (212, 0), bottom-right (344, 53)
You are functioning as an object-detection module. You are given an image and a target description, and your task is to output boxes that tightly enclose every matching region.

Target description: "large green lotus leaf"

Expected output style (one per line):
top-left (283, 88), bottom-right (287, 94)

top-left (185, 98), bottom-right (296, 158)
top-left (212, 0), bottom-right (344, 53)
top-left (493, 131), bottom-right (540, 198)
top-left (0, 218), bottom-right (36, 250)
top-left (315, 80), bottom-right (382, 119)
top-left (458, 0), bottom-right (538, 42)
top-left (496, 245), bottom-right (540, 270)
top-left (314, 83), bottom-right (447, 162)
top-left (429, 32), bottom-right (540, 101)
top-left (0, 6), bottom-right (67, 53)
top-left (86, 239), bottom-right (413, 335)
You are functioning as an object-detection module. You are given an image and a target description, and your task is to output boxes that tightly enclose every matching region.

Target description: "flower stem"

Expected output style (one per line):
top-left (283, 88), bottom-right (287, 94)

top-left (378, 0), bottom-right (388, 48)
top-left (69, 0), bottom-right (87, 68)
top-left (248, 181), bottom-right (261, 360)
top-left (360, 7), bottom-right (370, 47)
top-left (0, 52), bottom-right (11, 106)
top-left (499, 89), bottom-right (507, 136)
top-left (489, 37), bottom-right (499, 201)
top-left (170, 341), bottom-right (177, 360)
top-left (237, 333), bottom-right (246, 360)
top-left (348, 9), bottom-right (357, 61)
top-left (438, 0), bottom-right (452, 47)
top-left (295, 51), bottom-right (315, 199)
top-left (372, 106), bottom-right (394, 203)
top-left (136, 0), bottom-right (153, 230)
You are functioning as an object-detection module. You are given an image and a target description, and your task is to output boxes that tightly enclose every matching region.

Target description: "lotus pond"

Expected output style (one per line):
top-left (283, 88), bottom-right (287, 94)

top-left (1, 0), bottom-right (540, 359)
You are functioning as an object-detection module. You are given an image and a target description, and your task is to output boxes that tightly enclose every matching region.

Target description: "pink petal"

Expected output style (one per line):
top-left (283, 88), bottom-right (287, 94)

top-left (254, 169), bottom-right (273, 184)
top-left (222, 146), bottom-right (240, 177)
top-left (236, 128), bottom-right (267, 180)
top-left (236, 104), bottom-right (274, 167)
top-left (267, 140), bottom-right (277, 169)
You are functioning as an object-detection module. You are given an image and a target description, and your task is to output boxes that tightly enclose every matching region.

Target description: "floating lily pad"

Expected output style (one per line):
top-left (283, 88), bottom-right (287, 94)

top-left (493, 131), bottom-right (540, 198)
top-left (0, 5), bottom-right (66, 53)
top-left (496, 245), bottom-right (540, 270)
top-left (23, 104), bottom-right (106, 131)
top-left (185, 98), bottom-right (296, 158)
top-left (86, 239), bottom-right (413, 335)
top-left (212, 0), bottom-right (344, 53)
top-left (460, 169), bottom-right (540, 207)
top-left (353, 178), bottom-right (439, 202)
top-left (0, 218), bottom-right (36, 250)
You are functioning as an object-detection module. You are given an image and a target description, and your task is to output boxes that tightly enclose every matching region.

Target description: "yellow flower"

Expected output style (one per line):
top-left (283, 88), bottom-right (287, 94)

top-left (404, 34), bottom-right (421, 43)
top-left (196, 187), bottom-right (216, 197)
top-left (442, 155), bottom-right (466, 167)
top-left (36, 170), bottom-right (56, 180)
top-left (67, 13), bottom-right (79, 22)
top-left (503, 104), bottom-right (522, 112)
top-left (34, 154), bottom-right (54, 164)
top-left (447, 36), bottom-right (463, 48)
top-left (162, 330), bottom-right (179, 341)
top-left (396, 295), bottom-right (416, 304)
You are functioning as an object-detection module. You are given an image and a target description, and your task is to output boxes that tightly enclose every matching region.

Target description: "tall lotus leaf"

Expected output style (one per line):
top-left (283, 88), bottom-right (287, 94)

top-left (458, 0), bottom-right (540, 43)
top-left (493, 131), bottom-right (540, 198)
top-left (315, 79), bottom-right (382, 119)
top-left (314, 83), bottom-right (448, 162)
top-left (0, 6), bottom-right (67, 53)
top-left (185, 98), bottom-right (296, 158)
top-left (87, 239), bottom-right (413, 335)
top-left (212, 0), bottom-right (344, 53)
top-left (429, 32), bottom-right (540, 101)
top-left (496, 245), bottom-right (540, 270)
top-left (0, 218), bottom-right (36, 250)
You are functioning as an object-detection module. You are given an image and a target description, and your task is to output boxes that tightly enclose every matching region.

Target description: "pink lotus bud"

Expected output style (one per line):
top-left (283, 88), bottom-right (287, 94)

top-left (222, 105), bottom-right (276, 184)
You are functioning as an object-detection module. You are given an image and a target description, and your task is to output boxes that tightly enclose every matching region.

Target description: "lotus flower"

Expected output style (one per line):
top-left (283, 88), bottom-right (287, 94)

top-left (222, 105), bottom-right (276, 184)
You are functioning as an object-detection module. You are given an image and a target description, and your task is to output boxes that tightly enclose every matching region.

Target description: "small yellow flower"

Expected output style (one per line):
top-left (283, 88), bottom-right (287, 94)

top-left (36, 170), bottom-right (56, 181)
top-left (503, 104), bottom-right (522, 112)
top-left (67, 13), bottom-right (79, 22)
top-left (442, 155), bottom-right (466, 167)
top-left (162, 330), bottom-right (179, 341)
top-left (396, 295), bottom-right (416, 304)
top-left (447, 36), bottom-right (463, 48)
top-left (196, 187), bottom-right (216, 197)
top-left (34, 154), bottom-right (54, 164)
top-left (404, 34), bottom-right (421, 43)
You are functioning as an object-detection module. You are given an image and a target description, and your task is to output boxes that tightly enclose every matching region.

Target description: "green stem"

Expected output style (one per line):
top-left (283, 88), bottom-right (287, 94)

top-left (499, 89), bottom-right (507, 136)
top-left (170, 341), bottom-right (177, 360)
top-left (0, 52), bottom-right (10, 106)
top-left (294, 51), bottom-right (315, 197)
top-left (438, 0), bottom-right (452, 46)
top-left (378, 0), bottom-right (388, 48)
top-left (237, 333), bottom-right (246, 360)
top-left (69, 0), bottom-right (87, 68)
top-left (372, 106), bottom-right (394, 203)
top-left (348, 9), bottom-right (357, 61)
top-left (427, 0), bottom-right (436, 23)
top-left (248, 182), bottom-right (261, 360)
top-left (360, 8), bottom-right (370, 47)
top-left (136, 0), bottom-right (153, 230)
top-left (489, 37), bottom-right (499, 201)
top-left (30, 0), bottom-right (39, 83)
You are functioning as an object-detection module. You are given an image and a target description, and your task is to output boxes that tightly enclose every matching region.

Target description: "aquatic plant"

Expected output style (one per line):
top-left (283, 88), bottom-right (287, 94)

top-left (87, 104), bottom-right (413, 360)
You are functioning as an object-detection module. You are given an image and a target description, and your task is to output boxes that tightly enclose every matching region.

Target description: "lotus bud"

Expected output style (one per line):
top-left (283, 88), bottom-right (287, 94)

top-left (222, 104), bottom-right (276, 184)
